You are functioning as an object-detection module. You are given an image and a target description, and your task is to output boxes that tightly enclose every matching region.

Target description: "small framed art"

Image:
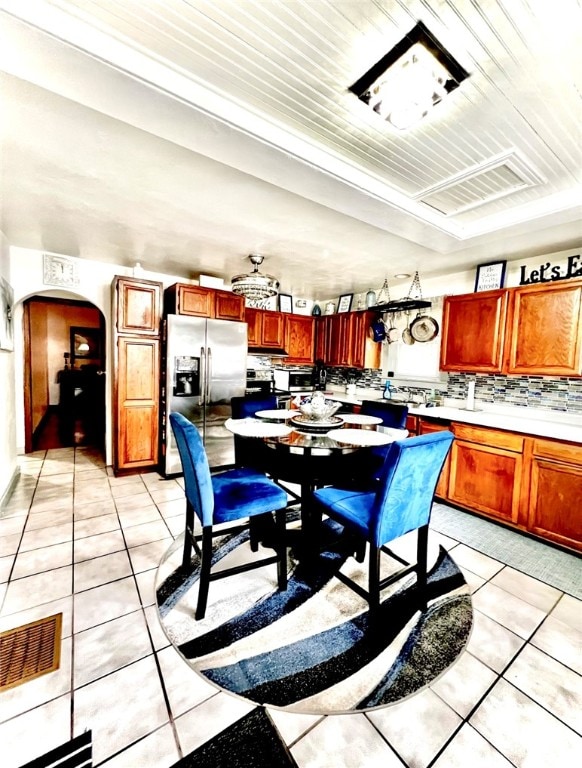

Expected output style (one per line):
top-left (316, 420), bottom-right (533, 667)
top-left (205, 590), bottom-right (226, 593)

top-left (278, 294), bottom-right (293, 313)
top-left (70, 327), bottom-right (102, 361)
top-left (337, 294), bottom-right (353, 313)
top-left (474, 260), bottom-right (507, 292)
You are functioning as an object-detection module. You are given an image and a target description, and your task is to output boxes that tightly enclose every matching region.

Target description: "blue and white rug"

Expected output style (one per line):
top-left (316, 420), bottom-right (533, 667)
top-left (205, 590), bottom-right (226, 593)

top-left (156, 517), bottom-right (472, 715)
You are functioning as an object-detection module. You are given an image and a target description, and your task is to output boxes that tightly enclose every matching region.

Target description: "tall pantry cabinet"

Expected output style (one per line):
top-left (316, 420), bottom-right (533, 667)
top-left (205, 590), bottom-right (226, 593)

top-left (112, 276), bottom-right (163, 474)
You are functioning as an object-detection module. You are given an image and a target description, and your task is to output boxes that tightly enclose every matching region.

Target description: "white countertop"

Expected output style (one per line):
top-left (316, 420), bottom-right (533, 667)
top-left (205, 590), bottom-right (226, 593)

top-left (323, 386), bottom-right (582, 444)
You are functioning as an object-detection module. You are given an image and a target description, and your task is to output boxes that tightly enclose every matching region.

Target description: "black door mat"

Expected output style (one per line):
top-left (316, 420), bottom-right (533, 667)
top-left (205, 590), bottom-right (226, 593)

top-left (0, 613), bottom-right (62, 692)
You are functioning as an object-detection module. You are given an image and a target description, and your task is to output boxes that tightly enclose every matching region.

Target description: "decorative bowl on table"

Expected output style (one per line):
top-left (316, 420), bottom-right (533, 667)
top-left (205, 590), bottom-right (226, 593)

top-left (299, 391), bottom-right (341, 421)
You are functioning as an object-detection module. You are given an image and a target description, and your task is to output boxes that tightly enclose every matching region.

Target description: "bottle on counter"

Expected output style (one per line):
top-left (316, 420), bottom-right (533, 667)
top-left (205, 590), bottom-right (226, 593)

top-left (383, 381), bottom-right (392, 399)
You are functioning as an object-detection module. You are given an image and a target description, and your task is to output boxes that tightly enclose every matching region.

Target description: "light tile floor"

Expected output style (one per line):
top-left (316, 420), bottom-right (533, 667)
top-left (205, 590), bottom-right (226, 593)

top-left (0, 448), bottom-right (581, 767)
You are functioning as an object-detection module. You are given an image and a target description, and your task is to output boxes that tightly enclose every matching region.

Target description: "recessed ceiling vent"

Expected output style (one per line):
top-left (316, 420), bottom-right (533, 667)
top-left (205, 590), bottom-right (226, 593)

top-left (418, 151), bottom-right (545, 215)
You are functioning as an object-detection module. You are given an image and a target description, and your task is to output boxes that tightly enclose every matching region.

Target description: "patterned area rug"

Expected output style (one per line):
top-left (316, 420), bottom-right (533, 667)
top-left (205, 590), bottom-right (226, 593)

top-left (156, 517), bottom-right (472, 715)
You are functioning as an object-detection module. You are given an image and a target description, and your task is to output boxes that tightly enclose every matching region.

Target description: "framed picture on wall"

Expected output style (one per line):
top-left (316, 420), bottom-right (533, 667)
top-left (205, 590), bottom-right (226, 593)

top-left (474, 260), bottom-right (507, 292)
top-left (278, 294), bottom-right (293, 313)
top-left (70, 327), bottom-right (101, 361)
top-left (337, 294), bottom-right (353, 313)
top-left (0, 276), bottom-right (14, 352)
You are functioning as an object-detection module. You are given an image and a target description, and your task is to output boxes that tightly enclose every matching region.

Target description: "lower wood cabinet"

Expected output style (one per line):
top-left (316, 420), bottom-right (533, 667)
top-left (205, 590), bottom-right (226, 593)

top-left (527, 438), bottom-right (582, 551)
top-left (418, 418), bottom-right (452, 499)
top-left (448, 424), bottom-right (524, 525)
top-left (115, 336), bottom-right (160, 471)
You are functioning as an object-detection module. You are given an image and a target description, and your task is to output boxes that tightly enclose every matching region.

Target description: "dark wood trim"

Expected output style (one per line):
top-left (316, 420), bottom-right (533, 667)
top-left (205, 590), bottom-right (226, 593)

top-left (22, 301), bottom-right (33, 454)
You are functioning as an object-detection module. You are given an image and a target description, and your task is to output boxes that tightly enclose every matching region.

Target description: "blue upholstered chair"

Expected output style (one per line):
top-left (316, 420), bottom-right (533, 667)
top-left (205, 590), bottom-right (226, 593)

top-left (357, 399), bottom-right (409, 483)
top-left (231, 394), bottom-right (278, 469)
top-left (169, 412), bottom-right (289, 620)
top-left (312, 431), bottom-right (454, 612)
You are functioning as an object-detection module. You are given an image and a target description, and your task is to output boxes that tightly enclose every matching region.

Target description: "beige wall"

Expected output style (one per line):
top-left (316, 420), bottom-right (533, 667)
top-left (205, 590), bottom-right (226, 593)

top-left (0, 232), bottom-right (17, 505)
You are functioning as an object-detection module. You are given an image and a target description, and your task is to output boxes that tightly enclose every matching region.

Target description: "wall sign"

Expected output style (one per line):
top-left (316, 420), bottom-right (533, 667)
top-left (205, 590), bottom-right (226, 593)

top-left (519, 254), bottom-right (582, 285)
top-left (474, 260), bottom-right (506, 292)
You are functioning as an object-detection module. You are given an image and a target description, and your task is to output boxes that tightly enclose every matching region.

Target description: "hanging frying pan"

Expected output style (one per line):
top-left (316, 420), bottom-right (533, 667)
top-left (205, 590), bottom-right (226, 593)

top-left (385, 317), bottom-right (400, 343)
top-left (402, 310), bottom-right (415, 345)
top-left (410, 312), bottom-right (440, 342)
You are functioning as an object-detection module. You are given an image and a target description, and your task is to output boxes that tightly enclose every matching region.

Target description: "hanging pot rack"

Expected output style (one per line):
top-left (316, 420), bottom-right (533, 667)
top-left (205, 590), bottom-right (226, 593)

top-left (372, 271), bottom-right (431, 314)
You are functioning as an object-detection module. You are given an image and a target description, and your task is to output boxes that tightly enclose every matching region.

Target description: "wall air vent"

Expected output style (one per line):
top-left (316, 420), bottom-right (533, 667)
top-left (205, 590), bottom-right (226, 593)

top-left (417, 151), bottom-right (545, 215)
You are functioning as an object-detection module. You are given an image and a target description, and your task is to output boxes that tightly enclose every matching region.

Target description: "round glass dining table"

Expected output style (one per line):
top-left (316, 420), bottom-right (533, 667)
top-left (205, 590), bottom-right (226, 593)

top-left (225, 415), bottom-right (407, 560)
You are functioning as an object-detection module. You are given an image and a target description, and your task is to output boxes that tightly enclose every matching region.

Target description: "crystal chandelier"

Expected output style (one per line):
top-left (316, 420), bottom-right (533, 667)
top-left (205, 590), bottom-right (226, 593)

top-left (231, 254), bottom-right (279, 307)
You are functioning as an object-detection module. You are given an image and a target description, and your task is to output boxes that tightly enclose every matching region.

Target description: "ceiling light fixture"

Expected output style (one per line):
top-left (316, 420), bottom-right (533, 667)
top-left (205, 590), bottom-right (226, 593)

top-left (349, 21), bottom-right (469, 130)
top-left (394, 273), bottom-right (411, 279)
top-left (231, 254), bottom-right (279, 307)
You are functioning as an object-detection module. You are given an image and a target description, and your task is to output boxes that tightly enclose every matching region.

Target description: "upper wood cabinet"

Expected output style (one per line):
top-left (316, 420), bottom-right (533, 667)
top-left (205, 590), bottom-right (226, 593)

top-left (440, 289), bottom-right (508, 372)
top-left (505, 280), bottom-right (582, 376)
top-left (246, 308), bottom-right (285, 349)
top-left (164, 283), bottom-right (245, 321)
top-left (316, 311), bottom-right (381, 369)
top-left (440, 279), bottom-right (582, 376)
top-left (284, 315), bottom-right (315, 364)
top-left (115, 277), bottom-right (162, 335)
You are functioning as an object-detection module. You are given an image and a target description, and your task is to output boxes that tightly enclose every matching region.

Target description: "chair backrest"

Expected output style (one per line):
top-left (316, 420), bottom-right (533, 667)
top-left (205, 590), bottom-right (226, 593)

top-left (371, 431), bottom-right (454, 546)
top-left (231, 394), bottom-right (278, 419)
top-left (169, 412), bottom-right (214, 527)
top-left (360, 399), bottom-right (408, 429)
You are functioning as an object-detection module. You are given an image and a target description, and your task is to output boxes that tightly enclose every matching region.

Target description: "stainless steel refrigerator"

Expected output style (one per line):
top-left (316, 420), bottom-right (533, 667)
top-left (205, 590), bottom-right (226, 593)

top-left (163, 314), bottom-right (247, 476)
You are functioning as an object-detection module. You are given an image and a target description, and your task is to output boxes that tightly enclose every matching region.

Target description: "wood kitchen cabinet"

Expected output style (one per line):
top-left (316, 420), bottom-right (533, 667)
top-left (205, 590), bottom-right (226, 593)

top-left (112, 276), bottom-right (163, 474)
top-left (526, 438), bottom-right (582, 551)
top-left (164, 283), bottom-right (245, 321)
top-left (440, 289), bottom-right (508, 373)
top-left (284, 314), bottom-right (315, 364)
top-left (440, 279), bottom-right (582, 376)
top-left (318, 311), bottom-right (381, 369)
top-left (448, 423), bottom-right (524, 525)
top-left (505, 279), bottom-right (582, 376)
top-left (115, 276), bottom-right (161, 335)
top-left (246, 308), bottom-right (285, 349)
top-left (418, 418), bottom-right (452, 498)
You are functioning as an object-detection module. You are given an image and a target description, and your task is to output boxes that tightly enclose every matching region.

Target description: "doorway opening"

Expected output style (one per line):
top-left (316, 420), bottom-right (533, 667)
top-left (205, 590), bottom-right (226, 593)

top-left (23, 296), bottom-right (106, 453)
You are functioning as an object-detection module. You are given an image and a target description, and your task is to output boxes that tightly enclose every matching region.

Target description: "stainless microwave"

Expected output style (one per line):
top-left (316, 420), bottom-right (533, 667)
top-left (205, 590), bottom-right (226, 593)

top-left (273, 369), bottom-right (313, 392)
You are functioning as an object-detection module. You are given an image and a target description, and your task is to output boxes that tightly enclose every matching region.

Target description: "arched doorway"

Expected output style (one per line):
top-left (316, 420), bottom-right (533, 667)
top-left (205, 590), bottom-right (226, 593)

top-left (22, 295), bottom-right (106, 453)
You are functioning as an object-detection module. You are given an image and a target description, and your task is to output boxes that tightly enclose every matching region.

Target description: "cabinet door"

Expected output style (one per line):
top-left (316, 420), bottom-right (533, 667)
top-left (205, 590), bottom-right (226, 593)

top-left (177, 285), bottom-right (214, 317)
top-left (315, 317), bottom-right (328, 362)
top-left (262, 311), bottom-right (285, 347)
top-left (418, 419), bottom-right (451, 498)
top-left (440, 290), bottom-right (508, 372)
top-left (116, 337), bottom-right (160, 470)
top-left (327, 314), bottom-right (352, 366)
top-left (214, 290), bottom-right (245, 321)
top-left (448, 434), bottom-right (523, 524)
top-left (528, 439), bottom-right (582, 551)
top-left (350, 311), bottom-right (381, 369)
top-left (245, 308), bottom-right (261, 346)
top-left (505, 280), bottom-right (582, 376)
top-left (115, 277), bottom-right (161, 335)
top-left (285, 315), bottom-right (315, 364)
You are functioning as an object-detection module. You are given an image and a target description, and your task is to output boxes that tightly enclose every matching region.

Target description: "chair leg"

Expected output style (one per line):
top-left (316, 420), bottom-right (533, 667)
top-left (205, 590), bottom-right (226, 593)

top-left (368, 542), bottom-right (381, 612)
top-left (416, 524), bottom-right (429, 612)
top-left (182, 500), bottom-right (197, 571)
top-left (275, 508), bottom-right (288, 591)
top-left (195, 527), bottom-right (213, 621)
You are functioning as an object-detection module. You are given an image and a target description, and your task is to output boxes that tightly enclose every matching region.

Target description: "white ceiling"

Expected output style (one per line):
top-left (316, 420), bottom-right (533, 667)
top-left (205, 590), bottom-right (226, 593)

top-left (1, 0), bottom-right (581, 299)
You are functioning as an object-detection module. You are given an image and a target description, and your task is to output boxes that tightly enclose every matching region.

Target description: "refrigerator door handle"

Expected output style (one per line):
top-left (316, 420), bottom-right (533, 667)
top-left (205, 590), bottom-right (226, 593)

top-left (199, 346), bottom-right (206, 406)
top-left (206, 347), bottom-right (212, 402)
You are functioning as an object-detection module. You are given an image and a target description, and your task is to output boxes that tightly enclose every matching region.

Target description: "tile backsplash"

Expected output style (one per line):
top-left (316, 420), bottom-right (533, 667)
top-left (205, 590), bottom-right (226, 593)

top-left (325, 367), bottom-right (582, 414)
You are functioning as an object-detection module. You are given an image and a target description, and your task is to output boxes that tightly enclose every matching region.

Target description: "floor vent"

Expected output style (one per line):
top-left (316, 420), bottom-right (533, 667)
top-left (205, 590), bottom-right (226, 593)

top-left (0, 613), bottom-right (62, 692)
top-left (418, 151), bottom-right (545, 215)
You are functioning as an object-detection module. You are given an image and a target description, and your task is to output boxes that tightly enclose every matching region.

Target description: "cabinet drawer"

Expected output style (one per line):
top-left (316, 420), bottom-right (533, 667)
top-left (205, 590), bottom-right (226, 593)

top-left (532, 438), bottom-right (582, 465)
top-left (453, 423), bottom-right (524, 453)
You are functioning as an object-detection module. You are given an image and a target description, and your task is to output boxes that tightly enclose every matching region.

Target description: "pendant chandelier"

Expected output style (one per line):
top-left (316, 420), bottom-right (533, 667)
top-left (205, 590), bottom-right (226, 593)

top-left (231, 254), bottom-right (279, 307)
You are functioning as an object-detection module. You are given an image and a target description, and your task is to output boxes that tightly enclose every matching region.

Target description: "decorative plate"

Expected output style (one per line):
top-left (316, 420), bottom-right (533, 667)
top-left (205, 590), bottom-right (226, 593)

top-left (224, 418), bottom-right (293, 438)
top-left (255, 409), bottom-right (294, 420)
top-left (340, 414), bottom-right (383, 425)
top-left (290, 414), bottom-right (344, 432)
top-left (326, 428), bottom-right (401, 446)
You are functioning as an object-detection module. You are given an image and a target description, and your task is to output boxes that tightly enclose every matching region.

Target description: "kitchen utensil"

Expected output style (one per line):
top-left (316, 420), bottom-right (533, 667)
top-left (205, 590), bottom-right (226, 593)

top-left (385, 319), bottom-right (400, 343)
top-left (402, 311), bottom-right (415, 345)
top-left (410, 312), bottom-right (439, 342)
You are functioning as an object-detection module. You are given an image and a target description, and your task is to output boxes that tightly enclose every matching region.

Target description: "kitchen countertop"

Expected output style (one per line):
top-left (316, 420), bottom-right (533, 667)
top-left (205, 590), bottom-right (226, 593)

top-left (322, 386), bottom-right (582, 444)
